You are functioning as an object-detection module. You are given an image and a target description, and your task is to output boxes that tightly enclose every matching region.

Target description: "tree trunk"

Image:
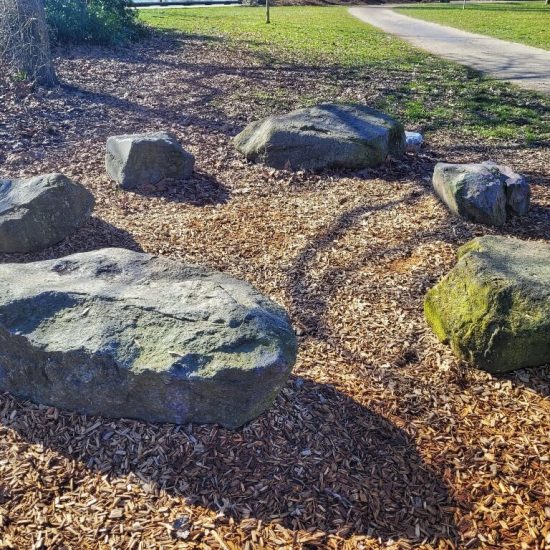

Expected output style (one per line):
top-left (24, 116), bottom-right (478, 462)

top-left (266, 0), bottom-right (270, 24)
top-left (0, 0), bottom-right (57, 86)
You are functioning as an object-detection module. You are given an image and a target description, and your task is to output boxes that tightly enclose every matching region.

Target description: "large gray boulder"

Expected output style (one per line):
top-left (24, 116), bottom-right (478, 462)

top-left (234, 104), bottom-right (405, 171)
top-left (0, 173), bottom-right (94, 253)
top-left (425, 236), bottom-right (550, 373)
top-left (106, 131), bottom-right (195, 189)
top-left (0, 248), bottom-right (297, 427)
top-left (432, 161), bottom-right (530, 226)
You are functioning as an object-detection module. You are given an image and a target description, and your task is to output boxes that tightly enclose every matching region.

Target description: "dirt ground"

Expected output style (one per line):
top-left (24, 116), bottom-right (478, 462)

top-left (0, 31), bottom-right (548, 549)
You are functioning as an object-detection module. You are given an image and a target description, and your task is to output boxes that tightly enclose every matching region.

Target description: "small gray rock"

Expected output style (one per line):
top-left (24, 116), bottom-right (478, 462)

top-left (500, 164), bottom-right (530, 216)
top-left (106, 131), bottom-right (195, 189)
top-left (0, 248), bottom-right (297, 428)
top-left (234, 104), bottom-right (405, 171)
top-left (405, 131), bottom-right (424, 153)
top-left (0, 173), bottom-right (94, 253)
top-left (432, 161), bottom-right (530, 226)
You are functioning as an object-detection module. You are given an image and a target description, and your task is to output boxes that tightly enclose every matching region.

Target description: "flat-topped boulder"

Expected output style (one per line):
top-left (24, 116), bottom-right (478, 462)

top-left (0, 248), bottom-right (297, 427)
top-left (106, 131), bottom-right (195, 189)
top-left (432, 161), bottom-right (530, 226)
top-left (234, 104), bottom-right (405, 171)
top-left (0, 173), bottom-right (94, 253)
top-left (425, 236), bottom-right (550, 373)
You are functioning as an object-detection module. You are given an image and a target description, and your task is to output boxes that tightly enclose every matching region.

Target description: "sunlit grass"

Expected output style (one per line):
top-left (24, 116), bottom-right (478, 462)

top-left (396, 2), bottom-right (550, 50)
top-left (139, 6), bottom-right (550, 144)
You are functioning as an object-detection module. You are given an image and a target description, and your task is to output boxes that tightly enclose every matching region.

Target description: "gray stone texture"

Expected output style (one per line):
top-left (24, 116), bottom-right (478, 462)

top-left (0, 248), bottom-right (297, 427)
top-left (234, 104), bottom-right (405, 171)
top-left (432, 161), bottom-right (530, 226)
top-left (0, 173), bottom-right (94, 253)
top-left (106, 131), bottom-right (195, 189)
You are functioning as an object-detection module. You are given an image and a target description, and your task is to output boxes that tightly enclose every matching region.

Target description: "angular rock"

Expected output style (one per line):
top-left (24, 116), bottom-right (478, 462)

top-left (432, 161), bottom-right (530, 226)
top-left (0, 173), bottom-right (94, 253)
top-left (503, 166), bottom-right (530, 217)
top-left (234, 104), bottom-right (405, 171)
top-left (424, 236), bottom-right (550, 373)
top-left (0, 248), bottom-right (297, 427)
top-left (106, 131), bottom-right (195, 189)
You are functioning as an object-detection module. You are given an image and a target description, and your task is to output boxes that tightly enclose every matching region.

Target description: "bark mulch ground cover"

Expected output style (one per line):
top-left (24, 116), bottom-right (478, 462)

top-left (0, 7), bottom-right (548, 549)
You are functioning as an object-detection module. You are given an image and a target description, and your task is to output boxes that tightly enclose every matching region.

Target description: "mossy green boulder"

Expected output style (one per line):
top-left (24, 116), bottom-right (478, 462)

top-left (424, 236), bottom-right (550, 373)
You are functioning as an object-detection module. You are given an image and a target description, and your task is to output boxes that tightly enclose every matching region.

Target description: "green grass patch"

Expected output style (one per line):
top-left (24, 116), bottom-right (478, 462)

top-left (139, 6), bottom-right (417, 65)
top-left (139, 6), bottom-right (549, 145)
top-left (396, 2), bottom-right (550, 50)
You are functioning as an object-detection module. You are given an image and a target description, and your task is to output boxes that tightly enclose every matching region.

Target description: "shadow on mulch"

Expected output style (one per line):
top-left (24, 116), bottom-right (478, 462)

top-left (0, 217), bottom-right (142, 265)
top-left (132, 170), bottom-right (230, 206)
top-left (285, 186), bottom-right (550, 396)
top-left (503, 366), bottom-right (550, 397)
top-left (2, 376), bottom-right (458, 544)
top-left (285, 189), bottom-right (441, 341)
top-left (56, 33), bottom-right (225, 64)
top-left (60, 78), bottom-right (242, 138)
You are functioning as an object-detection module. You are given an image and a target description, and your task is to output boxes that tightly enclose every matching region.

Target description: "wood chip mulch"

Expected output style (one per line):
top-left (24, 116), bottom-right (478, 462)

top-left (0, 31), bottom-right (548, 549)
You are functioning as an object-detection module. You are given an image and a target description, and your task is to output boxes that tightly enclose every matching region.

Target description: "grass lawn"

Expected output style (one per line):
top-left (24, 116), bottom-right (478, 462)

top-left (395, 1), bottom-right (550, 51)
top-left (139, 6), bottom-right (549, 144)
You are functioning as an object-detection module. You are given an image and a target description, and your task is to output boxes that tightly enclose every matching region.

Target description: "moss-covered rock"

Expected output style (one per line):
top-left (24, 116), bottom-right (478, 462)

top-left (424, 236), bottom-right (550, 373)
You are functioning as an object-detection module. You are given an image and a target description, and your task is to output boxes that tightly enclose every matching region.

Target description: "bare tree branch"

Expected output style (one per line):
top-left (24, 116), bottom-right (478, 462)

top-left (0, 0), bottom-right (57, 87)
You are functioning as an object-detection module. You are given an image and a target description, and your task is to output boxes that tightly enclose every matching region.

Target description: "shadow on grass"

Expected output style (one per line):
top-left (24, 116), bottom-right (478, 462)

top-left (50, 29), bottom-right (549, 151)
top-left (0, 376), bottom-right (458, 544)
top-left (392, 70), bottom-right (550, 142)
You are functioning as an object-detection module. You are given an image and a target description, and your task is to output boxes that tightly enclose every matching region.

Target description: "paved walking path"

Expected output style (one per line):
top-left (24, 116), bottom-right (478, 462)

top-left (349, 6), bottom-right (550, 94)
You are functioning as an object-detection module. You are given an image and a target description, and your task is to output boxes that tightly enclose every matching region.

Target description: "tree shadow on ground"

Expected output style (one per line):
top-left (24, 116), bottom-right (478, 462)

top-left (500, 203), bottom-right (550, 241)
top-left (285, 189), bottom-right (437, 342)
top-left (59, 78), bottom-right (240, 139)
top-left (54, 29), bottom-right (549, 148)
top-left (0, 376), bottom-right (458, 545)
top-left (53, 32), bottom-right (224, 65)
top-left (284, 184), bottom-right (550, 394)
top-left (130, 169), bottom-right (230, 205)
top-left (0, 217), bottom-right (142, 265)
